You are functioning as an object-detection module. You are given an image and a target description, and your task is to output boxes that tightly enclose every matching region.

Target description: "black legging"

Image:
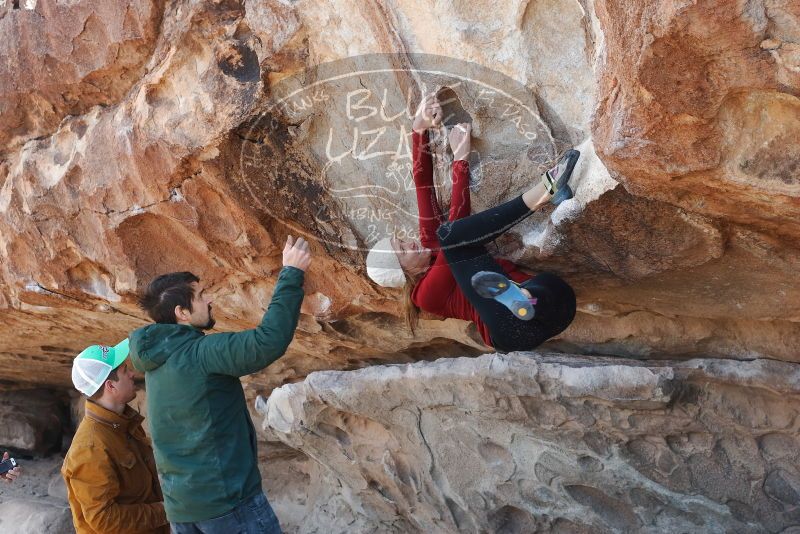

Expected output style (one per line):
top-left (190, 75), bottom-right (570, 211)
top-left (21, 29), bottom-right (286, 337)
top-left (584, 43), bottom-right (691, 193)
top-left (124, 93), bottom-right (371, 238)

top-left (436, 195), bottom-right (576, 352)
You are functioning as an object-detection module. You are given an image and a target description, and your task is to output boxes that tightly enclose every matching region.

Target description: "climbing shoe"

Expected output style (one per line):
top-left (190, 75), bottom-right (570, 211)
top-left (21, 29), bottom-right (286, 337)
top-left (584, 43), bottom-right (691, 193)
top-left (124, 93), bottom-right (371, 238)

top-left (471, 271), bottom-right (535, 321)
top-left (542, 149), bottom-right (580, 206)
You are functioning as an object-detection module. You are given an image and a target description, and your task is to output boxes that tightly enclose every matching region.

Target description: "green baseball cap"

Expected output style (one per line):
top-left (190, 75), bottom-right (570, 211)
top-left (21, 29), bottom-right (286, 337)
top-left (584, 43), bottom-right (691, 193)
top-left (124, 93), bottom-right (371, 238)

top-left (71, 339), bottom-right (130, 396)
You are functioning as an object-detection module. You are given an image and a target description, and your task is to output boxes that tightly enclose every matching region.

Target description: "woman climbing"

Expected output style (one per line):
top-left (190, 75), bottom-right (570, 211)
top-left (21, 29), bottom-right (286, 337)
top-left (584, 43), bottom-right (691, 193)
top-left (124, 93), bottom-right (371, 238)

top-left (365, 94), bottom-right (578, 352)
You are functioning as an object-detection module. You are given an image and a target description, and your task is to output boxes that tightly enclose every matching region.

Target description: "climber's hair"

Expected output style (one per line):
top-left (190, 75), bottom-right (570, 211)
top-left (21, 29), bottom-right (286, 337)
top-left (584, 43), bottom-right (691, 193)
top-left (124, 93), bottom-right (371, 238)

top-left (401, 271), bottom-right (422, 336)
top-left (138, 271), bottom-right (200, 324)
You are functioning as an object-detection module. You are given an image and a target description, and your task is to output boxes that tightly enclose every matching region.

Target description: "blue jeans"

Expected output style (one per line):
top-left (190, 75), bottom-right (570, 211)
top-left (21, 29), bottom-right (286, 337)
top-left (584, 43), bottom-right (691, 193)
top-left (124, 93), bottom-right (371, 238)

top-left (170, 492), bottom-right (282, 534)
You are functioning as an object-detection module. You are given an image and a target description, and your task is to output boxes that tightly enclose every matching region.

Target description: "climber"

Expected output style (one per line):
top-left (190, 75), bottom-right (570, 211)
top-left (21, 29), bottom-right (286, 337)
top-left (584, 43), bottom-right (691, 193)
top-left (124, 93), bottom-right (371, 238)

top-left (365, 94), bottom-right (578, 352)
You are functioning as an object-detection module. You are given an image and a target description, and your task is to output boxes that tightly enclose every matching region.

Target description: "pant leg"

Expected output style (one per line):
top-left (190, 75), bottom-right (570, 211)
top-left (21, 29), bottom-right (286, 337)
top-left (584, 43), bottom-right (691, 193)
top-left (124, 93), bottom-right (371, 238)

top-left (170, 493), bottom-right (281, 534)
top-left (241, 492), bottom-right (282, 534)
top-left (437, 195), bottom-right (532, 251)
top-left (170, 522), bottom-right (204, 534)
top-left (171, 509), bottom-right (240, 534)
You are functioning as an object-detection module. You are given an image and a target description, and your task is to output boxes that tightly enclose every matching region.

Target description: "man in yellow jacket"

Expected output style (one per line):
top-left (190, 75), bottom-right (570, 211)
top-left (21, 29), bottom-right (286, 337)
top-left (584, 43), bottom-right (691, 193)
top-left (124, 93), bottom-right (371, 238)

top-left (62, 339), bottom-right (169, 534)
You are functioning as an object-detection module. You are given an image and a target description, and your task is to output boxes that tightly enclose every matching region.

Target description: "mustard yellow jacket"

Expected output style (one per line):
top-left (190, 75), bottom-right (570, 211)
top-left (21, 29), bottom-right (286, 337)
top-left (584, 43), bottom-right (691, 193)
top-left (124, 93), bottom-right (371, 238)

top-left (62, 400), bottom-right (168, 534)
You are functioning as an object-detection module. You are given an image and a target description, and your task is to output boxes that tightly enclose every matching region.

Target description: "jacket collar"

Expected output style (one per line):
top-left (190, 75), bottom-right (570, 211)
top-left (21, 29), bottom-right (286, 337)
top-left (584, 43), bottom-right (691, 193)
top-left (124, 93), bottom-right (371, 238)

top-left (85, 400), bottom-right (144, 433)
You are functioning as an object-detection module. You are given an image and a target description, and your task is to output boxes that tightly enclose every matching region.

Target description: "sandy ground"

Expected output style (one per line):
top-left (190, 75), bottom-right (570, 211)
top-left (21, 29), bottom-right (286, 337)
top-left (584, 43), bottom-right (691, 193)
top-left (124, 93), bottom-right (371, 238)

top-left (0, 453), bottom-right (74, 533)
top-left (0, 454), bottom-right (66, 503)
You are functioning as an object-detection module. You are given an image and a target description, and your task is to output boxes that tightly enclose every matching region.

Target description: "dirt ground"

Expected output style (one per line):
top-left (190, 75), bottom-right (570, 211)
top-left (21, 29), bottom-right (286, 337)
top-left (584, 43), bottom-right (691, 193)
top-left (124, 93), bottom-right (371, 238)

top-left (0, 453), bottom-right (66, 502)
top-left (0, 454), bottom-right (74, 533)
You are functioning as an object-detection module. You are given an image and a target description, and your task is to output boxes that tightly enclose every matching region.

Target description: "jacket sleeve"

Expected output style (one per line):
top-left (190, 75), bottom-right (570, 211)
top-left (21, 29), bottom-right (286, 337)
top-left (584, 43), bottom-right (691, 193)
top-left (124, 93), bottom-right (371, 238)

top-left (413, 130), bottom-right (445, 250)
top-left (63, 446), bottom-right (167, 533)
top-left (449, 159), bottom-right (471, 221)
top-left (195, 266), bottom-right (305, 377)
top-left (412, 158), bottom-right (472, 314)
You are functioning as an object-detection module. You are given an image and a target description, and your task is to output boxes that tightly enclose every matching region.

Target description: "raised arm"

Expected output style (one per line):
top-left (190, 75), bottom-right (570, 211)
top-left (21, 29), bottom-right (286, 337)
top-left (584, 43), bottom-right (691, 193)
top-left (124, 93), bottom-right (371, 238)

top-left (412, 131), bottom-right (444, 249)
top-left (413, 124), bottom-right (475, 313)
top-left (196, 236), bottom-right (311, 377)
top-left (412, 95), bottom-right (444, 250)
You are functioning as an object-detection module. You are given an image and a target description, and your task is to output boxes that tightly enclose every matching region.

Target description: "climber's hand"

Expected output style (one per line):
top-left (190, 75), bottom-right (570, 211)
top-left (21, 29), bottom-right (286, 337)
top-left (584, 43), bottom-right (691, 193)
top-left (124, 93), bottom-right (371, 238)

top-left (448, 123), bottom-right (471, 161)
top-left (412, 94), bottom-right (443, 133)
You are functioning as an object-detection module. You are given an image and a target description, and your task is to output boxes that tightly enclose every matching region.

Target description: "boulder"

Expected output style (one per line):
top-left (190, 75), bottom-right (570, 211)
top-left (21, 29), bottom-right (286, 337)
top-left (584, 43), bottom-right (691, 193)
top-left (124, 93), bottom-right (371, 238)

top-left (0, 389), bottom-right (68, 455)
top-left (0, 499), bottom-right (73, 534)
top-left (261, 353), bottom-right (800, 533)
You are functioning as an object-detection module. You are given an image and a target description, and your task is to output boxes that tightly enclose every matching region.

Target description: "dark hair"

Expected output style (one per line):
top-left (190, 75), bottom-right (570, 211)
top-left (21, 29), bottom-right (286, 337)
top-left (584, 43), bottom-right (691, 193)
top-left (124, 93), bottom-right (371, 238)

top-left (89, 367), bottom-right (119, 401)
top-left (138, 272), bottom-right (199, 324)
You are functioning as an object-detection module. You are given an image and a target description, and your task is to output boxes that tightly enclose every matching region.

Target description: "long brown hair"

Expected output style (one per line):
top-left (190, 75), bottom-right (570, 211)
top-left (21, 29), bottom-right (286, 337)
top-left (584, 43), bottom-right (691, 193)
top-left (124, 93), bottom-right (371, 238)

top-left (401, 271), bottom-right (423, 336)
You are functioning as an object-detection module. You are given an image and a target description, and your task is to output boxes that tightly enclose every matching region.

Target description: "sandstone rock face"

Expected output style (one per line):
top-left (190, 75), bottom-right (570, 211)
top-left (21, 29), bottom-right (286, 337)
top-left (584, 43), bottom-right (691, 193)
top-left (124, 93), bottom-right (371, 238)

top-left (262, 353), bottom-right (800, 533)
top-left (0, 0), bottom-right (164, 155)
top-left (593, 0), bottom-right (800, 237)
top-left (0, 389), bottom-right (68, 455)
top-left (0, 0), bottom-right (798, 388)
top-left (0, 0), bottom-right (799, 532)
top-left (0, 454), bottom-right (73, 534)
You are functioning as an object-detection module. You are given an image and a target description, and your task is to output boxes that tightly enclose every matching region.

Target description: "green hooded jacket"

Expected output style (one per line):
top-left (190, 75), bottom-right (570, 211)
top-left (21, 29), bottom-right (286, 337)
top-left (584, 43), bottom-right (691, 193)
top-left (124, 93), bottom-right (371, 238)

top-left (128, 266), bottom-right (305, 523)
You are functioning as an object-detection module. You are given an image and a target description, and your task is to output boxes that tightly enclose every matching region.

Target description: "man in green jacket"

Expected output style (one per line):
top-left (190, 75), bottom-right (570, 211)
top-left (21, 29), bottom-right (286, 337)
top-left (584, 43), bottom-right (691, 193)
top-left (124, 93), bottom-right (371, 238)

top-left (129, 235), bottom-right (311, 533)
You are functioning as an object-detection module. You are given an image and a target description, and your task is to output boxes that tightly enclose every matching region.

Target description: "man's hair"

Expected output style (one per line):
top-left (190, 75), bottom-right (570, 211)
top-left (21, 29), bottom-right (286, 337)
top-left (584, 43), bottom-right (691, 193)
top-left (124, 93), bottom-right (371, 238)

top-left (88, 367), bottom-right (119, 401)
top-left (138, 272), bottom-right (200, 324)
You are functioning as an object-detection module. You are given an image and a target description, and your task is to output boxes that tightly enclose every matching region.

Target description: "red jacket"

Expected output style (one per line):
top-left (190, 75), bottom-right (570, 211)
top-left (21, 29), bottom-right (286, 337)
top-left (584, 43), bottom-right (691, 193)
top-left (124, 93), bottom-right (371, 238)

top-left (410, 131), bottom-right (531, 347)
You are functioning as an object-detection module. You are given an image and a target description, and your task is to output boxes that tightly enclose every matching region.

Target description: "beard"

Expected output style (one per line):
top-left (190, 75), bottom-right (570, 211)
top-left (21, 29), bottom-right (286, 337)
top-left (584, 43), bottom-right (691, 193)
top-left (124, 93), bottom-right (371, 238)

top-left (200, 305), bottom-right (216, 330)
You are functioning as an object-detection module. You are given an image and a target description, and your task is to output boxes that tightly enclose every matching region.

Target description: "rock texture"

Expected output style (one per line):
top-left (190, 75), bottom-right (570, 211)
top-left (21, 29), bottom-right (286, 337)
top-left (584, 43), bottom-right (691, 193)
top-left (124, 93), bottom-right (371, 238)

top-left (1, 0), bottom-right (797, 391)
top-left (262, 352), bottom-right (800, 533)
top-left (0, 500), bottom-right (73, 534)
top-left (0, 0), bottom-right (799, 532)
top-left (594, 0), bottom-right (800, 237)
top-left (0, 389), bottom-right (69, 455)
top-left (0, 0), bottom-right (164, 155)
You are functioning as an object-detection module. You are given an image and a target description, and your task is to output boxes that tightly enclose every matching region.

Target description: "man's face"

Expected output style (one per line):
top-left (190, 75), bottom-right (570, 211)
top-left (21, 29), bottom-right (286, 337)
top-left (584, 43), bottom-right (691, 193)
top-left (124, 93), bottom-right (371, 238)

top-left (109, 362), bottom-right (137, 404)
top-left (187, 282), bottom-right (215, 330)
